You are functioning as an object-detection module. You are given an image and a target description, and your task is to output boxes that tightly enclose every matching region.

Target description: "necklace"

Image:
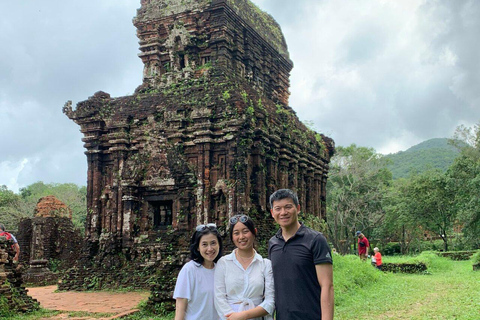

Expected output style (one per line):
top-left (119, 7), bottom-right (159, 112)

top-left (236, 250), bottom-right (255, 262)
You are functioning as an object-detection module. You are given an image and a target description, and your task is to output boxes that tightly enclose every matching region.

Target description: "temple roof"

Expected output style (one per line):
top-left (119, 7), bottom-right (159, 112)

top-left (34, 195), bottom-right (72, 219)
top-left (134, 0), bottom-right (289, 59)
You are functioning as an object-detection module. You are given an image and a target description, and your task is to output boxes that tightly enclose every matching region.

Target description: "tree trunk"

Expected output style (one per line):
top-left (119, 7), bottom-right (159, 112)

top-left (443, 232), bottom-right (448, 252)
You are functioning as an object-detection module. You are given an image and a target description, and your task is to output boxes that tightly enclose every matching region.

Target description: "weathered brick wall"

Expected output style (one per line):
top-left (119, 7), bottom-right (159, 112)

top-left (59, 230), bottom-right (191, 291)
top-left (16, 196), bottom-right (82, 286)
top-left (18, 217), bottom-right (82, 270)
top-left (0, 237), bottom-right (39, 315)
top-left (16, 219), bottom-right (32, 264)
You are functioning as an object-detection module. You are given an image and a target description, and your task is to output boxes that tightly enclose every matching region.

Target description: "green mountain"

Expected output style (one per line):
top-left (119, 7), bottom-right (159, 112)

top-left (384, 138), bottom-right (461, 179)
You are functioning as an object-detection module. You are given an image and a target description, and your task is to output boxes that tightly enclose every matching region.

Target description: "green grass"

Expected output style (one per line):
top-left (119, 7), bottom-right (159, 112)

top-left (333, 253), bottom-right (480, 319)
top-left (122, 310), bottom-right (174, 320)
top-left (3, 253), bottom-right (478, 319)
top-left (1, 310), bottom-right (115, 319)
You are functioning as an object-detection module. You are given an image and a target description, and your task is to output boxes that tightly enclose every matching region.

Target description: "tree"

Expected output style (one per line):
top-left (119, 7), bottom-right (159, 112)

top-left (19, 182), bottom-right (87, 231)
top-left (381, 178), bottom-right (424, 254)
top-left (0, 182), bottom-right (87, 232)
top-left (447, 123), bottom-right (480, 248)
top-left (326, 144), bottom-right (392, 254)
top-left (0, 185), bottom-right (27, 230)
top-left (400, 170), bottom-right (456, 252)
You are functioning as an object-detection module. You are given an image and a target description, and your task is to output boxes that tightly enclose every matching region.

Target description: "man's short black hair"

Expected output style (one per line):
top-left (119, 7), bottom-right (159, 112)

top-left (269, 189), bottom-right (299, 208)
top-left (0, 224), bottom-right (5, 231)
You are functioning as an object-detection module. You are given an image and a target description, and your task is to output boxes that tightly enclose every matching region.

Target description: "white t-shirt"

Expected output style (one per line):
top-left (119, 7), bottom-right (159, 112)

top-left (173, 260), bottom-right (220, 320)
top-left (214, 250), bottom-right (275, 320)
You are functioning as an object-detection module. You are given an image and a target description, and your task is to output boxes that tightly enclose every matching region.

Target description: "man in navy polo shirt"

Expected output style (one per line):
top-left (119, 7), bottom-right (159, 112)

top-left (268, 189), bottom-right (334, 320)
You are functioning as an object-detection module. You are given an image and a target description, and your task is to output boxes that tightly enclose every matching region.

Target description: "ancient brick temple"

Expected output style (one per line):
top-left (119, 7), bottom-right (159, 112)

top-left (62, 0), bottom-right (334, 298)
top-left (17, 196), bottom-right (82, 285)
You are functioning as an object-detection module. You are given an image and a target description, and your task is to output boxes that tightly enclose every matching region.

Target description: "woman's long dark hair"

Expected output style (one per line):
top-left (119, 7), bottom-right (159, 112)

top-left (228, 215), bottom-right (257, 243)
top-left (189, 227), bottom-right (223, 264)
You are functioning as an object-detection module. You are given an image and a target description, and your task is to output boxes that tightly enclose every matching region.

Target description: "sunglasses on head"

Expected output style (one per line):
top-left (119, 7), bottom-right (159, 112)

top-left (229, 215), bottom-right (249, 225)
top-left (195, 223), bottom-right (217, 232)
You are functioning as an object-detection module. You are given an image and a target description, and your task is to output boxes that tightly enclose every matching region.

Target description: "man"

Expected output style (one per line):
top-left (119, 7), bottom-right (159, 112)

top-left (356, 231), bottom-right (369, 261)
top-left (0, 223), bottom-right (20, 263)
top-left (268, 189), bottom-right (334, 320)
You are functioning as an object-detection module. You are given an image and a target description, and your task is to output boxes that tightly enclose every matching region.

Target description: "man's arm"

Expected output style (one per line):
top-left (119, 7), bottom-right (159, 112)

top-left (13, 243), bottom-right (20, 262)
top-left (316, 263), bottom-right (334, 320)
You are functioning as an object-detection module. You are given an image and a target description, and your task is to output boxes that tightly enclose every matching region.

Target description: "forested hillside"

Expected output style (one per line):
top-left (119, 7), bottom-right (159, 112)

top-left (385, 138), bottom-right (461, 179)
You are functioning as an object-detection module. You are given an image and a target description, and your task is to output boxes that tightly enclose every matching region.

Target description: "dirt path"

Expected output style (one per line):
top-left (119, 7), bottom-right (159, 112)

top-left (27, 285), bottom-right (150, 319)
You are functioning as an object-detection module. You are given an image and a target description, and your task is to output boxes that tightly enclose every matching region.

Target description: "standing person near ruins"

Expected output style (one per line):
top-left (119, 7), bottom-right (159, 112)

top-left (173, 224), bottom-right (223, 320)
top-left (0, 223), bottom-right (20, 263)
top-left (356, 231), bottom-right (369, 261)
top-left (268, 189), bottom-right (334, 320)
top-left (214, 214), bottom-right (275, 320)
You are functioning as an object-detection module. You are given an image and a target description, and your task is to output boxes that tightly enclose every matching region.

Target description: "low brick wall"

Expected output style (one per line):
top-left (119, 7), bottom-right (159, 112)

top-left (382, 262), bottom-right (427, 274)
top-left (437, 251), bottom-right (478, 261)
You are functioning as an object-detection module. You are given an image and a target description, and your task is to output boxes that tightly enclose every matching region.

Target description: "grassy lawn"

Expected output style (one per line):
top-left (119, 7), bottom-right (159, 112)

top-left (334, 252), bottom-right (480, 319)
top-left (4, 252), bottom-right (478, 319)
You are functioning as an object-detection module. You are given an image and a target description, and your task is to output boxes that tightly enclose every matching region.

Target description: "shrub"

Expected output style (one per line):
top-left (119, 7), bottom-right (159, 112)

top-left (383, 242), bottom-right (401, 255)
top-left (471, 251), bottom-right (480, 265)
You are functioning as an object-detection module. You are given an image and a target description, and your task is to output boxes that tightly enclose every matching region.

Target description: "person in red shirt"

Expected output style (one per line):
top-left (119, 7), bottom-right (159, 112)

top-left (373, 247), bottom-right (383, 270)
top-left (356, 231), bottom-right (369, 261)
top-left (0, 223), bottom-right (20, 263)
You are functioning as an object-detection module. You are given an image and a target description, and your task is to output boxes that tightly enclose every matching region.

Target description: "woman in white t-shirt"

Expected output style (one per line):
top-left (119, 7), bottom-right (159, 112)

top-left (173, 224), bottom-right (224, 320)
top-left (214, 215), bottom-right (275, 320)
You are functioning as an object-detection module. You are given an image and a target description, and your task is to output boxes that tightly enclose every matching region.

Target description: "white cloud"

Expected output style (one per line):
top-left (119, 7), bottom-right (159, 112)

top-left (257, 0), bottom-right (480, 153)
top-left (0, 159), bottom-right (32, 192)
top-left (1, 0), bottom-right (480, 192)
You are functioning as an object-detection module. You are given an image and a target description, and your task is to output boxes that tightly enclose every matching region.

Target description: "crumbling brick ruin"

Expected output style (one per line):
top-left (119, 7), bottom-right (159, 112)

top-left (16, 196), bottom-right (82, 285)
top-left (0, 237), bottom-right (39, 315)
top-left (62, 0), bottom-right (334, 307)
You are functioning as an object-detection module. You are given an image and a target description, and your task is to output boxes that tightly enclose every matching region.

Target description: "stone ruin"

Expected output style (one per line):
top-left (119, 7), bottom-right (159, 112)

top-left (62, 0), bottom-right (335, 308)
top-left (0, 237), bottom-right (39, 315)
top-left (16, 196), bottom-right (82, 285)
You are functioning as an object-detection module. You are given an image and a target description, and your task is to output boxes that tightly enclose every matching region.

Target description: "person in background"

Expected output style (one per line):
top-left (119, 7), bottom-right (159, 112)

top-left (268, 189), bottom-right (334, 320)
top-left (173, 223), bottom-right (223, 320)
top-left (0, 223), bottom-right (20, 263)
top-left (214, 214), bottom-right (275, 320)
top-left (356, 231), bottom-right (369, 261)
top-left (373, 247), bottom-right (383, 270)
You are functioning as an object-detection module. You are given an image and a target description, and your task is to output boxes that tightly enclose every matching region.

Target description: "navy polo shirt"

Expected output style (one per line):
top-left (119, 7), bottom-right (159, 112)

top-left (268, 223), bottom-right (332, 320)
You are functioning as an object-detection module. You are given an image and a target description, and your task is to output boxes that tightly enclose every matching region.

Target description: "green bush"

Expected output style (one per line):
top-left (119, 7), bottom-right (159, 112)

top-left (0, 296), bottom-right (14, 318)
top-left (471, 251), bottom-right (480, 265)
top-left (383, 242), bottom-right (401, 255)
top-left (407, 239), bottom-right (445, 254)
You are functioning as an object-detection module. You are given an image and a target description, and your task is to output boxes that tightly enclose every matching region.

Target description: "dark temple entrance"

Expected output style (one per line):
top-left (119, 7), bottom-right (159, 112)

top-left (149, 201), bottom-right (173, 229)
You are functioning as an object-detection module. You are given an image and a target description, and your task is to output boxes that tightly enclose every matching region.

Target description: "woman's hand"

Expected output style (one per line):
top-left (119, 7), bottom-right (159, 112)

top-left (225, 311), bottom-right (248, 320)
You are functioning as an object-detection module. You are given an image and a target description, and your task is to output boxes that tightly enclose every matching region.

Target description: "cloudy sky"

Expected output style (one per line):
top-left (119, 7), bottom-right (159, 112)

top-left (1, 0), bottom-right (479, 192)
